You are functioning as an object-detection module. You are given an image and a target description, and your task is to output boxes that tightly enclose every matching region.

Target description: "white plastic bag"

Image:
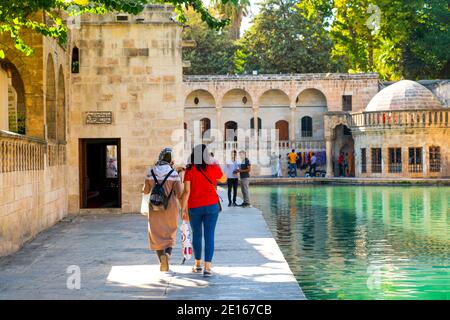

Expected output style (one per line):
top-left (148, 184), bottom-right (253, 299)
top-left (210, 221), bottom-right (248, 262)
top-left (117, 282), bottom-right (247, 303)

top-left (140, 193), bottom-right (150, 216)
top-left (180, 220), bottom-right (192, 264)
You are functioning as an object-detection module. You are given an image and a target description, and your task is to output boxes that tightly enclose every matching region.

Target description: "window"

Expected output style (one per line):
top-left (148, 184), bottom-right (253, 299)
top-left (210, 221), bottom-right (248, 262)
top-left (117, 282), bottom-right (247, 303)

top-left (194, 97), bottom-right (199, 105)
top-left (429, 146), bottom-right (441, 172)
top-left (200, 118), bottom-right (211, 139)
top-left (389, 148), bottom-right (402, 173)
top-left (250, 117), bottom-right (262, 136)
top-left (408, 147), bottom-right (422, 172)
top-left (71, 47), bottom-right (79, 73)
top-left (343, 95), bottom-right (352, 111)
top-left (361, 148), bottom-right (367, 173)
top-left (301, 116), bottom-right (312, 137)
top-left (371, 148), bottom-right (382, 173)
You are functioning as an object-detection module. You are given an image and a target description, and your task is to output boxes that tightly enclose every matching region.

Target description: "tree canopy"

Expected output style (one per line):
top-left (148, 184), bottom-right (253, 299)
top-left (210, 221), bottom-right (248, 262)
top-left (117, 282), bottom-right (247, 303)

top-left (183, 8), bottom-right (236, 74)
top-left (0, 0), bottom-right (236, 58)
top-left (297, 0), bottom-right (450, 79)
top-left (236, 0), bottom-right (337, 74)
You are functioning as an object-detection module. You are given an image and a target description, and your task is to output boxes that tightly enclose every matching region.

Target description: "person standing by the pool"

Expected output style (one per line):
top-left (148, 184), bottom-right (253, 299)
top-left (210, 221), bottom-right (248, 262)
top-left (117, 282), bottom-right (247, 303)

top-left (181, 144), bottom-right (226, 277)
top-left (277, 154), bottom-right (283, 177)
top-left (237, 150), bottom-right (252, 208)
top-left (338, 152), bottom-right (344, 177)
top-left (288, 149), bottom-right (298, 177)
top-left (224, 150), bottom-right (240, 206)
top-left (310, 152), bottom-right (317, 177)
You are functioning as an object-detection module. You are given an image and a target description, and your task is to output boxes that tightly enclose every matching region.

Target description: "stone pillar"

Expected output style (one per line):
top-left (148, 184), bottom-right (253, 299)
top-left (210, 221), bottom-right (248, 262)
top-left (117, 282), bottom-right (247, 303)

top-left (422, 144), bottom-right (428, 176)
top-left (290, 103), bottom-right (296, 147)
top-left (0, 68), bottom-right (9, 131)
top-left (253, 106), bottom-right (259, 147)
top-left (326, 137), bottom-right (333, 177)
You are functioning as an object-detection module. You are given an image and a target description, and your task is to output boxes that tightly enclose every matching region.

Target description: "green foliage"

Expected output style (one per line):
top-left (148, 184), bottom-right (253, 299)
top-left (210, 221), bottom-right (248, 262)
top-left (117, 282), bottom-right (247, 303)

top-left (298, 0), bottom-right (450, 80)
top-left (236, 0), bottom-right (336, 74)
top-left (0, 0), bottom-right (234, 58)
top-left (183, 8), bottom-right (236, 74)
top-left (211, 0), bottom-right (251, 39)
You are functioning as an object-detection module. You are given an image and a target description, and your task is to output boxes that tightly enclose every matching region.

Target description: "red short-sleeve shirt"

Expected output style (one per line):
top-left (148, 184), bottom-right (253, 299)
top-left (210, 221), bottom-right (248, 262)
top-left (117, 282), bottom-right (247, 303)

top-left (184, 164), bottom-right (223, 209)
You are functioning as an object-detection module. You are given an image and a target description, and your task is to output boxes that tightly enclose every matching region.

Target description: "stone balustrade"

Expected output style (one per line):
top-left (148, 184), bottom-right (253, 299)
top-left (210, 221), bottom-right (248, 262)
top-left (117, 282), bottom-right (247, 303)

top-left (350, 109), bottom-right (450, 128)
top-left (0, 130), bottom-right (45, 173)
top-left (0, 130), bottom-right (67, 173)
top-left (184, 139), bottom-right (326, 154)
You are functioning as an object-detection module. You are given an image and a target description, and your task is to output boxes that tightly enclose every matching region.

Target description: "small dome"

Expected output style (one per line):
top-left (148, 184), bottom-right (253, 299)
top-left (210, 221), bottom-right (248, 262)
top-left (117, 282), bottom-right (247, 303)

top-left (366, 80), bottom-right (443, 112)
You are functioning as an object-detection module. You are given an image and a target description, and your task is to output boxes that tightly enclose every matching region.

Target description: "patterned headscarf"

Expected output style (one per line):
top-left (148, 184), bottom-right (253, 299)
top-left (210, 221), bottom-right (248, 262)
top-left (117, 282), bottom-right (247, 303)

top-left (156, 147), bottom-right (173, 166)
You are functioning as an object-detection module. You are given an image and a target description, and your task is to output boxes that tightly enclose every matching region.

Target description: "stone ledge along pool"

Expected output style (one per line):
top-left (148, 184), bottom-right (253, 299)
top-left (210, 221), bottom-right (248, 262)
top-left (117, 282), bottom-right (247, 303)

top-left (251, 185), bottom-right (450, 300)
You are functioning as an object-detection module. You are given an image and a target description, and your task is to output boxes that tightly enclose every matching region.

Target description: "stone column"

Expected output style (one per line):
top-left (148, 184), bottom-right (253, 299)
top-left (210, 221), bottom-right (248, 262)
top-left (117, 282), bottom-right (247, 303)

top-left (422, 144), bottom-right (428, 176)
top-left (253, 106), bottom-right (259, 148)
top-left (326, 137), bottom-right (333, 177)
top-left (0, 68), bottom-right (9, 131)
top-left (289, 103), bottom-right (296, 148)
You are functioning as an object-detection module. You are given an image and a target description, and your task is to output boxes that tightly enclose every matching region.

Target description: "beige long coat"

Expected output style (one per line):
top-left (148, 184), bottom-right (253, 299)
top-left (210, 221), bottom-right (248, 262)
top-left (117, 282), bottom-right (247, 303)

top-left (144, 166), bottom-right (183, 250)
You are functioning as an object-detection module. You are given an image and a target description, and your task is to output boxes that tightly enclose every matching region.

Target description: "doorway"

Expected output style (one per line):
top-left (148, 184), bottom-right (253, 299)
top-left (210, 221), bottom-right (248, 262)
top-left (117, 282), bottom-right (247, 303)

top-left (333, 125), bottom-right (355, 177)
top-left (80, 138), bottom-right (121, 208)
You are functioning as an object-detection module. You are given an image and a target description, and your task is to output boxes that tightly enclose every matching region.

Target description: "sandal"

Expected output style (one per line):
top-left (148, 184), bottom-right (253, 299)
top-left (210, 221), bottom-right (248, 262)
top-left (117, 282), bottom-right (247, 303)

top-left (192, 265), bottom-right (203, 273)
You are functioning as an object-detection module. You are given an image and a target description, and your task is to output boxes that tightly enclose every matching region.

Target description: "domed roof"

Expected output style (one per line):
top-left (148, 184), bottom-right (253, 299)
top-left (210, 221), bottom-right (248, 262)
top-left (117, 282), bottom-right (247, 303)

top-left (366, 80), bottom-right (443, 112)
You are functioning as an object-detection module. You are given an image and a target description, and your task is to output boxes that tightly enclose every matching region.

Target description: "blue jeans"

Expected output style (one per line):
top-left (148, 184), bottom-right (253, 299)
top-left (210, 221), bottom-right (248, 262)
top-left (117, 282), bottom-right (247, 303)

top-left (288, 163), bottom-right (297, 177)
top-left (188, 203), bottom-right (220, 262)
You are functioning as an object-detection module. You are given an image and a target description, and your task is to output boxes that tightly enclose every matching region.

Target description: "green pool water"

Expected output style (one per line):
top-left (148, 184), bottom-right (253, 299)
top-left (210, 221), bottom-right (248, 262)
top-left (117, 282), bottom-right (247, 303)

top-left (251, 185), bottom-right (450, 300)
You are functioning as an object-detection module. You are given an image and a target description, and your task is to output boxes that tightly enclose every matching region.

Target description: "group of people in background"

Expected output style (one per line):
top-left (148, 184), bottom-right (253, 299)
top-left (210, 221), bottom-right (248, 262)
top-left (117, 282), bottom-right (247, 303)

top-left (223, 150), bottom-right (252, 208)
top-left (270, 150), bottom-right (325, 177)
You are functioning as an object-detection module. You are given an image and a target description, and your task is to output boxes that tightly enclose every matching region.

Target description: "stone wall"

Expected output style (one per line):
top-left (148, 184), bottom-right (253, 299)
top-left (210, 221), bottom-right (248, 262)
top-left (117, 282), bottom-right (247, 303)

top-left (0, 132), bottom-right (67, 256)
top-left (67, 6), bottom-right (183, 214)
top-left (353, 129), bottom-right (449, 178)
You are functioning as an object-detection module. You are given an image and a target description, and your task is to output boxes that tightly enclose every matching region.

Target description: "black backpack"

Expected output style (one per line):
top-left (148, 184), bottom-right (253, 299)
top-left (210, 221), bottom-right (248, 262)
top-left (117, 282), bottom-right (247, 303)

top-left (149, 169), bottom-right (174, 211)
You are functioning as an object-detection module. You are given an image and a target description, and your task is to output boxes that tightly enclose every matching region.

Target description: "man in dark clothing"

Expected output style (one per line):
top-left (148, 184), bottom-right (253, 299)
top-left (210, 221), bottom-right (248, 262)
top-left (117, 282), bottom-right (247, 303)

top-left (236, 150), bottom-right (251, 208)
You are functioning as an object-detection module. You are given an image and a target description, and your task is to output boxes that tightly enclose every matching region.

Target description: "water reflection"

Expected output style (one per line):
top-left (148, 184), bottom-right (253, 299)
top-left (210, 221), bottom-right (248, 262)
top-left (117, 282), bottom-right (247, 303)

top-left (252, 186), bottom-right (450, 300)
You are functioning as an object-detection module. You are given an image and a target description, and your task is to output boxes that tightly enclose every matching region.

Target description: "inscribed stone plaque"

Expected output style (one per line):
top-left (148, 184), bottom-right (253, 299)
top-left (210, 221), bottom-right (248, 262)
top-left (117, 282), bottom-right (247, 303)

top-left (86, 112), bottom-right (113, 124)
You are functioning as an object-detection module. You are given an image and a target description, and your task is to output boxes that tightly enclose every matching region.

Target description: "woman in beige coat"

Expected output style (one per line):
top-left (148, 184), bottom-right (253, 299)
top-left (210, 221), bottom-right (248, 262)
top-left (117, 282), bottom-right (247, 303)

top-left (143, 148), bottom-right (183, 272)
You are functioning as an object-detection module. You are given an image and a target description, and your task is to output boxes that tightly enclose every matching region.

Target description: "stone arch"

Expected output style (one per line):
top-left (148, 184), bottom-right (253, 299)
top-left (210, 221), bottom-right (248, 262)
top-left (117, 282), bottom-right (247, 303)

top-left (57, 66), bottom-right (66, 142)
top-left (185, 89), bottom-right (215, 108)
top-left (0, 58), bottom-right (26, 134)
top-left (296, 88), bottom-right (327, 108)
top-left (46, 54), bottom-right (56, 140)
top-left (221, 88), bottom-right (253, 108)
top-left (258, 89), bottom-right (290, 107)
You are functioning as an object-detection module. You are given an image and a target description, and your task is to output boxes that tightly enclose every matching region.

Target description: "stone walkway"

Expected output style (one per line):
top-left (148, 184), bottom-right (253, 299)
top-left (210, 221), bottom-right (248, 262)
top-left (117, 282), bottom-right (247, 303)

top-left (0, 191), bottom-right (304, 300)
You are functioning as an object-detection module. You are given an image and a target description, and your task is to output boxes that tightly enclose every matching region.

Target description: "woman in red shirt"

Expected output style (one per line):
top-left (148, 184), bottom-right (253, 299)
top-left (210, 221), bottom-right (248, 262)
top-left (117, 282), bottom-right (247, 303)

top-left (181, 144), bottom-right (226, 277)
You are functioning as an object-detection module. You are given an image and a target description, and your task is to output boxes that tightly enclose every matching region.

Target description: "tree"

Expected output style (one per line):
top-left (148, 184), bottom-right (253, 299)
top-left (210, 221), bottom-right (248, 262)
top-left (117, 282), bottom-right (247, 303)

top-left (211, 0), bottom-right (251, 39)
top-left (0, 0), bottom-right (235, 58)
top-left (237, 0), bottom-right (336, 74)
top-left (298, 0), bottom-right (450, 80)
top-left (183, 8), bottom-right (236, 74)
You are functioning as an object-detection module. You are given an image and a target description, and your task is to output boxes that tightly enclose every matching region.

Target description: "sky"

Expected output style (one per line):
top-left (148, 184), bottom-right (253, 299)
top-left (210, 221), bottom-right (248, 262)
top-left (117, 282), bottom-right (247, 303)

top-left (240, 0), bottom-right (261, 34)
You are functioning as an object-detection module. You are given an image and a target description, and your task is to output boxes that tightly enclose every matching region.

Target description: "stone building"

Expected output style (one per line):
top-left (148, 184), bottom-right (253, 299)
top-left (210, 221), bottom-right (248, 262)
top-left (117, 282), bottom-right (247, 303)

top-left (0, 5), bottom-right (184, 256)
top-left (183, 73), bottom-right (380, 175)
top-left (0, 5), bottom-right (449, 257)
top-left (350, 80), bottom-right (449, 178)
top-left (184, 76), bottom-right (449, 177)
